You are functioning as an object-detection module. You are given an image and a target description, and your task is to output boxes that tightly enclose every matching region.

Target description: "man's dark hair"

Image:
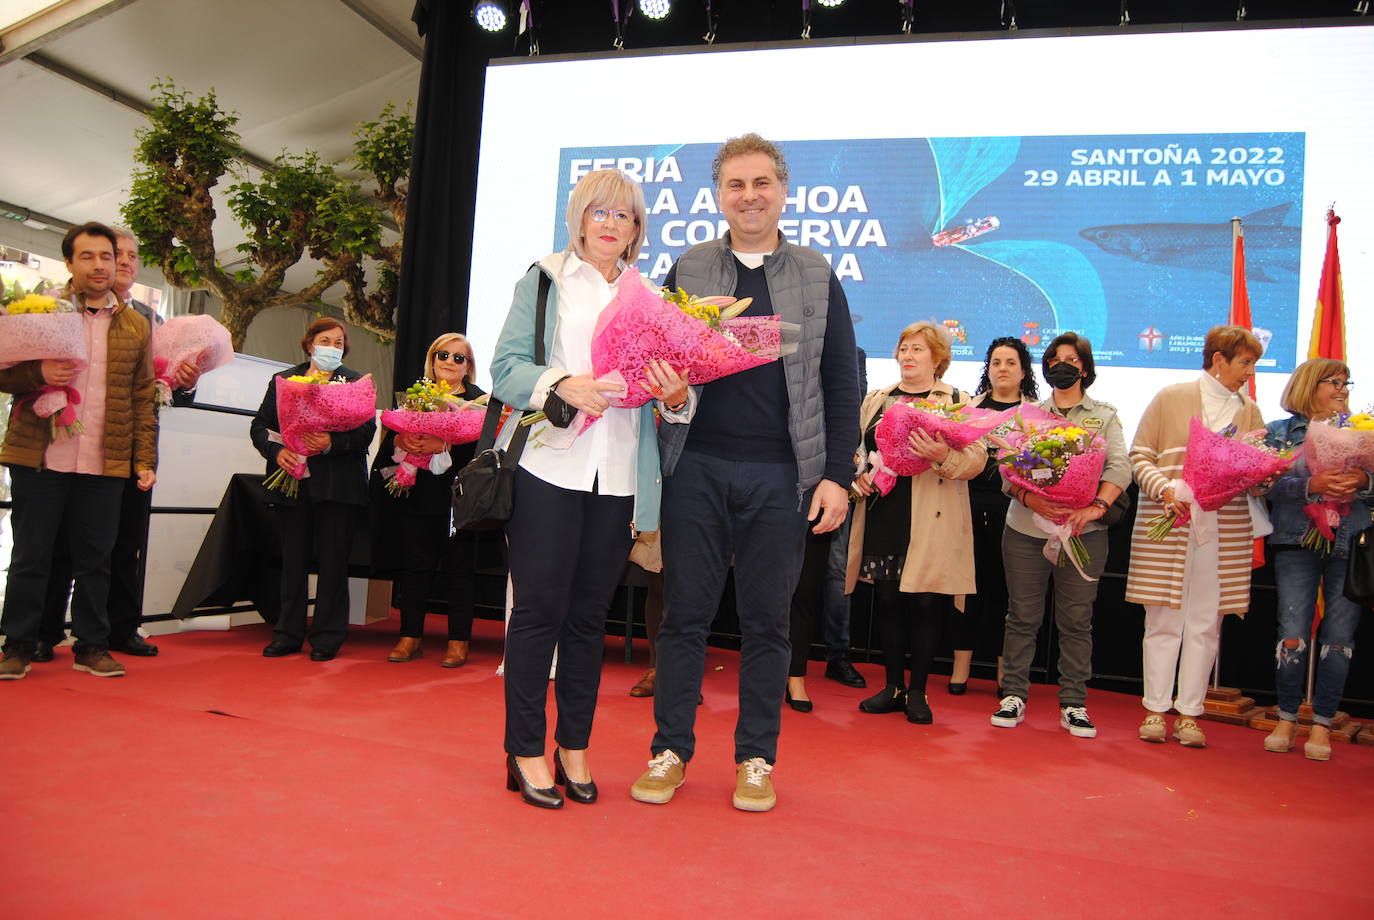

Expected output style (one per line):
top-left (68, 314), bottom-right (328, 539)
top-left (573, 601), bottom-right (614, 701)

top-left (61, 222), bottom-right (119, 260)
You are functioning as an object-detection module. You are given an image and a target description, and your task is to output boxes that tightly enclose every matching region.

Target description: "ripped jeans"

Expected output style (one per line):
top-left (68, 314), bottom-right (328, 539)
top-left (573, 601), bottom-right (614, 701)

top-left (1273, 547), bottom-right (1361, 725)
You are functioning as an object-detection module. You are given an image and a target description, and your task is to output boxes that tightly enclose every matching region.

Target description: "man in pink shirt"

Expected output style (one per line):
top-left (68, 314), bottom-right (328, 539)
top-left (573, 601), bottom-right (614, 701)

top-left (0, 222), bottom-right (158, 680)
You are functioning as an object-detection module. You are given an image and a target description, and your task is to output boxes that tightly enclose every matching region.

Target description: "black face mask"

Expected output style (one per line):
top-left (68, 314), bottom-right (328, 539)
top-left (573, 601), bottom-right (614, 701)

top-left (1045, 362), bottom-right (1083, 390)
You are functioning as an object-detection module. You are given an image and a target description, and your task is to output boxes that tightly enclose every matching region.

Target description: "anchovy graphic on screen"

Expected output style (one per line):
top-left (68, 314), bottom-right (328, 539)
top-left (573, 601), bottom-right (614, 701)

top-left (1078, 203), bottom-right (1299, 282)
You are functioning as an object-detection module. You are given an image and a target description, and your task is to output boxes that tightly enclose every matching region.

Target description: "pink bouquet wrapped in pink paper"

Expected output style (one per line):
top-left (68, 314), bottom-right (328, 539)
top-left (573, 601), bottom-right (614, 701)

top-left (379, 403), bottom-right (487, 496)
top-left (1, 292), bottom-right (90, 437)
top-left (265, 372), bottom-right (377, 497)
top-left (151, 315), bottom-right (233, 404)
top-left (1295, 415), bottom-right (1374, 552)
top-left (868, 398), bottom-right (1015, 496)
top-left (591, 267), bottom-right (788, 407)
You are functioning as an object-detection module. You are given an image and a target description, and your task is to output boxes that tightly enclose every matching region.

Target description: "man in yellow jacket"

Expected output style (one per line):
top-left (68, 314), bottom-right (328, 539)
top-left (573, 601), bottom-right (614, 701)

top-left (0, 222), bottom-right (158, 680)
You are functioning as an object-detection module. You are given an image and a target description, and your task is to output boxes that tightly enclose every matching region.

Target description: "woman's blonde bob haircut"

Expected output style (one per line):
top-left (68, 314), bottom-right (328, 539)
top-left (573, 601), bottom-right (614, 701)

top-left (424, 332), bottom-right (475, 386)
top-left (1279, 357), bottom-right (1350, 419)
top-left (893, 321), bottom-right (953, 379)
top-left (565, 169), bottom-right (648, 265)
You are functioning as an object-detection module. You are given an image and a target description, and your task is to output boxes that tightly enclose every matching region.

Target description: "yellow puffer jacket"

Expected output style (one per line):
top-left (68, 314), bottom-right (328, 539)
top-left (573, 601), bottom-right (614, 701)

top-left (0, 299), bottom-right (158, 476)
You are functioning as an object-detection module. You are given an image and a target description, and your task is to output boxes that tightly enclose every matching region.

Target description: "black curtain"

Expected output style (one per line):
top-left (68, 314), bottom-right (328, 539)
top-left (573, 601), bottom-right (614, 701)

top-left (393, 1), bottom-right (506, 388)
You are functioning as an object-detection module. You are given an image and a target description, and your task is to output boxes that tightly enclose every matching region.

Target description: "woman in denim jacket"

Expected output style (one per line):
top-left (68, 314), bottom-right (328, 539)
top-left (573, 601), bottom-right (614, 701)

top-left (1263, 358), bottom-right (1373, 761)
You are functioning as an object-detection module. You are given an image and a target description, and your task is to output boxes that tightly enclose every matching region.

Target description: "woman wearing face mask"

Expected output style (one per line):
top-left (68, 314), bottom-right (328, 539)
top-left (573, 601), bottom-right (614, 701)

top-left (957, 337), bottom-right (1039, 694)
top-left (369, 333), bottom-right (485, 667)
top-left (1126, 325), bottom-right (1265, 748)
top-left (250, 318), bottom-right (376, 661)
top-left (847, 321), bottom-right (984, 725)
top-left (991, 333), bottom-right (1130, 739)
top-left (1262, 359), bottom-right (1372, 761)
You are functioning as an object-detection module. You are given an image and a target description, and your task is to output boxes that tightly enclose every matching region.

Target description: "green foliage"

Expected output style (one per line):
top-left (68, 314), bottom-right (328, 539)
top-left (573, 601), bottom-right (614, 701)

top-left (134, 79), bottom-right (239, 184)
top-left (353, 102), bottom-right (415, 193)
top-left (227, 151), bottom-right (378, 264)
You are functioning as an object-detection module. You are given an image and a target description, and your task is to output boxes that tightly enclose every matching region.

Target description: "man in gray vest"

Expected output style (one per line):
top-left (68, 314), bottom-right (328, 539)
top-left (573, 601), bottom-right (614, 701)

top-left (630, 134), bottom-right (859, 812)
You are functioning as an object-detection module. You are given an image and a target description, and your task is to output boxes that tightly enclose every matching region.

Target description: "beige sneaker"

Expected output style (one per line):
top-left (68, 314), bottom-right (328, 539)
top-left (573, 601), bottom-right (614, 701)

top-left (73, 647), bottom-right (125, 678)
top-left (732, 757), bottom-right (776, 812)
top-left (630, 750), bottom-right (685, 804)
top-left (1139, 713), bottom-right (1167, 743)
top-left (1173, 716), bottom-right (1206, 748)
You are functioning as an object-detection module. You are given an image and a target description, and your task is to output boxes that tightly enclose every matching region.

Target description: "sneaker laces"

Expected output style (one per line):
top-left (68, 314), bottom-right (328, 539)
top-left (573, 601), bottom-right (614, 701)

top-left (741, 758), bottom-right (772, 788)
top-left (1063, 706), bottom-right (1090, 723)
top-left (646, 750), bottom-right (681, 777)
top-left (997, 695), bottom-right (1022, 714)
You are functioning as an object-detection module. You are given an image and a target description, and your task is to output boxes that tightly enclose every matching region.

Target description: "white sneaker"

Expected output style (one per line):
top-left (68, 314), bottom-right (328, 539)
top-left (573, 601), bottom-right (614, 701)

top-left (1060, 706), bottom-right (1098, 738)
top-left (990, 695), bottom-right (1025, 728)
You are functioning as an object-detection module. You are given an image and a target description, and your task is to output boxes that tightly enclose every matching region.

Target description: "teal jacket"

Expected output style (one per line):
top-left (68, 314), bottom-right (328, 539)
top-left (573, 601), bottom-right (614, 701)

top-left (489, 253), bottom-right (663, 532)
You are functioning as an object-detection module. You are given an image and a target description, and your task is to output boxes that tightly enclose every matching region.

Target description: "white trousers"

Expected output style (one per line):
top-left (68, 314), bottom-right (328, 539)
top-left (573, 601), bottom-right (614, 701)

top-left (1142, 519), bottom-right (1222, 717)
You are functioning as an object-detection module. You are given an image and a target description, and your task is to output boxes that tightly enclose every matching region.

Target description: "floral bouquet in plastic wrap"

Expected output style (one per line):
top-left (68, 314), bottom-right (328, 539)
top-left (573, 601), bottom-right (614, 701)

top-left (522, 267), bottom-right (791, 443)
top-left (1296, 411), bottom-right (1374, 553)
top-left (1, 282), bottom-right (88, 437)
top-left (997, 412), bottom-right (1107, 579)
top-left (264, 371), bottom-right (377, 498)
top-left (151, 314), bottom-right (234, 405)
top-left (1144, 418), bottom-right (1294, 542)
top-left (867, 397), bottom-right (1015, 496)
top-left (378, 378), bottom-right (489, 496)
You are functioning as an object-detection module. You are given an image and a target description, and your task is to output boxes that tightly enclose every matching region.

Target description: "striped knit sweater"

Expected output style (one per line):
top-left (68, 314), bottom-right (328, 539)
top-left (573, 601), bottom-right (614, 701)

top-left (1124, 379), bottom-right (1265, 617)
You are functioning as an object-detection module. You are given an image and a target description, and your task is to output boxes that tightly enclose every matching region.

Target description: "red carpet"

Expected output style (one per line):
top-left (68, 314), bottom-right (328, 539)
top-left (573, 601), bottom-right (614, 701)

top-left (4, 617), bottom-right (1371, 919)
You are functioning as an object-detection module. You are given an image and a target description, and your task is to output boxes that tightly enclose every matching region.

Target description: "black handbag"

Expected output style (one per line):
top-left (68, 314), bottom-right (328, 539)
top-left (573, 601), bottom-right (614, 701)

top-left (451, 272), bottom-right (550, 532)
top-left (1343, 523), bottom-right (1374, 608)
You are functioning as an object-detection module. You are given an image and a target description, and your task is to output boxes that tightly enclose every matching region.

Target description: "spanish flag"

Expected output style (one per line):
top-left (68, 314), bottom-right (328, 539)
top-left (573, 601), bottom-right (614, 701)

top-left (1309, 208), bottom-right (1346, 361)
top-left (1228, 217), bottom-right (1256, 401)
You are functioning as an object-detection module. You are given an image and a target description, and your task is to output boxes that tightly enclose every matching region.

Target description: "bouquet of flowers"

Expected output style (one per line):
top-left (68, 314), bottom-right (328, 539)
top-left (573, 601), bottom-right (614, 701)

top-left (264, 372), bottom-right (377, 498)
top-left (868, 397), bottom-right (1015, 496)
top-left (151, 314), bottom-right (234, 405)
top-left (997, 413), bottom-right (1107, 578)
top-left (522, 267), bottom-right (790, 442)
top-left (1, 282), bottom-right (88, 437)
top-left (1144, 419), bottom-right (1294, 541)
top-left (1296, 411), bottom-right (1374, 553)
top-left (378, 378), bottom-right (489, 496)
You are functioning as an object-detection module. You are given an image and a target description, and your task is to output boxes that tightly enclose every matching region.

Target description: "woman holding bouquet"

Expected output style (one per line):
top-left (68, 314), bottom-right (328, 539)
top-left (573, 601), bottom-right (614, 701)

top-left (250, 318), bottom-right (376, 662)
top-left (490, 169), bottom-right (687, 808)
top-left (991, 333), bottom-right (1130, 738)
top-left (959, 336), bottom-right (1039, 694)
top-left (846, 321), bottom-right (984, 724)
top-left (1126, 325), bottom-right (1265, 748)
top-left (1262, 359), bottom-right (1372, 760)
top-left (370, 333), bottom-right (484, 667)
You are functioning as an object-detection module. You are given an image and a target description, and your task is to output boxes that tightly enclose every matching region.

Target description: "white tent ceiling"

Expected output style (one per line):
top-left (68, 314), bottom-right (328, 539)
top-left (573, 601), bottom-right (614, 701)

top-left (0, 0), bottom-right (421, 298)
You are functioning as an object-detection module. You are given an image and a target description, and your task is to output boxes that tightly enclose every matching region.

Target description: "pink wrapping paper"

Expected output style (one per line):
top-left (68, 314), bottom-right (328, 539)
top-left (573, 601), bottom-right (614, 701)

top-left (151, 315), bottom-right (233, 402)
top-left (1182, 418), bottom-right (1293, 511)
top-left (274, 374), bottom-right (377, 481)
top-left (1000, 448), bottom-right (1107, 509)
top-left (0, 312), bottom-right (88, 370)
top-left (1302, 420), bottom-right (1374, 478)
top-left (380, 406), bottom-right (487, 444)
top-left (870, 399), bottom-right (1015, 495)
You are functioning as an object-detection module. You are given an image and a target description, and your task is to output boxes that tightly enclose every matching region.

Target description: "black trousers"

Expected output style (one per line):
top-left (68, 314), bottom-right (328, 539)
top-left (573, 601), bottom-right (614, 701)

top-left (396, 513), bottom-right (476, 641)
top-left (503, 468), bottom-right (633, 757)
top-left (1, 466), bottom-right (123, 649)
top-left (40, 474), bottom-right (152, 645)
top-left (789, 528), bottom-right (835, 677)
top-left (274, 499), bottom-right (358, 653)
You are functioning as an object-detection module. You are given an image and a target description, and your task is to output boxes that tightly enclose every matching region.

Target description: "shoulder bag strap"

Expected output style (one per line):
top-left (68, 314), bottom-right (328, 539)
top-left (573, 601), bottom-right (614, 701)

top-left (475, 270), bottom-right (551, 457)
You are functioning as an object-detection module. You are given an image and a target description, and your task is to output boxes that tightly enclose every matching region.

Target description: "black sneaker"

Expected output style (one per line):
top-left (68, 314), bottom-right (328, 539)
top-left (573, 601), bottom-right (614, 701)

top-left (990, 695), bottom-right (1025, 728)
top-left (905, 693), bottom-right (933, 724)
top-left (1060, 705), bottom-right (1098, 738)
top-left (858, 684), bottom-right (907, 714)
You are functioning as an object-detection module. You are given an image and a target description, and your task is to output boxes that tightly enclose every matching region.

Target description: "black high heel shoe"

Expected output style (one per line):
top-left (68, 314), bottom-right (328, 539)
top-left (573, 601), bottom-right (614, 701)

top-left (784, 690), bottom-right (814, 713)
top-left (506, 754), bottom-right (563, 809)
top-left (553, 748), bottom-right (598, 804)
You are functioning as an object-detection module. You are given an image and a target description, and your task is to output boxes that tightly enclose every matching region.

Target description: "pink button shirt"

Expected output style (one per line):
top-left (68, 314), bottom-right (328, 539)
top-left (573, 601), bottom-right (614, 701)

top-left (44, 292), bottom-right (115, 475)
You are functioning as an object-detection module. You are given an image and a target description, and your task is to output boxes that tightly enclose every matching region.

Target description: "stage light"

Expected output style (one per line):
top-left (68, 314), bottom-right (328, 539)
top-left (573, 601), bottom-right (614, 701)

top-left (1119, 1), bottom-right (1130, 25)
top-left (640, 0), bottom-right (671, 20)
top-left (473, 1), bottom-right (507, 32)
top-left (816, 0), bottom-right (846, 8)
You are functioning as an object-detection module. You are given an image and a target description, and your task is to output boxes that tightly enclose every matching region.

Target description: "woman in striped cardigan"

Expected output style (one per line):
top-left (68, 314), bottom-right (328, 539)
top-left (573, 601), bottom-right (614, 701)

top-left (1125, 326), bottom-right (1266, 748)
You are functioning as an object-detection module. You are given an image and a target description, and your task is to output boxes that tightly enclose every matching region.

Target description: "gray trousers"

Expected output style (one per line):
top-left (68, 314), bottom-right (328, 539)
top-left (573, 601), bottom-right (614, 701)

top-left (1000, 527), bottom-right (1108, 707)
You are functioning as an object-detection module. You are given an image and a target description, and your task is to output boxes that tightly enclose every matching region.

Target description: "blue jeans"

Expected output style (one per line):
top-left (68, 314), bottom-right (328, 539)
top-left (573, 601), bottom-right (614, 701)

top-left (1273, 547), bottom-right (1361, 725)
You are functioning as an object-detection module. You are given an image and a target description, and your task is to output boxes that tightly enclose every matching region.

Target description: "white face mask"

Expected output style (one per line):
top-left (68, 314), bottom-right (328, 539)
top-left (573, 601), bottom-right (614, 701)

top-left (313, 345), bottom-right (344, 373)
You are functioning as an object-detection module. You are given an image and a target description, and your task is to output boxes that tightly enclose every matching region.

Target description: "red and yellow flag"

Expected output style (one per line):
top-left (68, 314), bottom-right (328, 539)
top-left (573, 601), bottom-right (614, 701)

top-left (1308, 208), bottom-right (1346, 361)
top-left (1228, 218), bottom-right (1257, 401)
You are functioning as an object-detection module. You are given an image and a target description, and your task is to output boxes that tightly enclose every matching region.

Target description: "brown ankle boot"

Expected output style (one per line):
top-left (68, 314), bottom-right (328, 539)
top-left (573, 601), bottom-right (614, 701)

top-left (441, 640), bottom-right (469, 668)
top-left (388, 637), bottom-right (422, 662)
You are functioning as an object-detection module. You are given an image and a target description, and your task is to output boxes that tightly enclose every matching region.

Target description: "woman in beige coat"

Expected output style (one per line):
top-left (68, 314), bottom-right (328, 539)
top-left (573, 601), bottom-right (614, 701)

top-left (1126, 325), bottom-right (1266, 748)
top-left (847, 321), bottom-right (983, 724)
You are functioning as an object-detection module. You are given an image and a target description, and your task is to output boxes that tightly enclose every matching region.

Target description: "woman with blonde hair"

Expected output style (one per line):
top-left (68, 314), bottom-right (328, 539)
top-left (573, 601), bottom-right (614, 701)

top-left (847, 321), bottom-right (983, 724)
top-left (490, 169), bottom-right (688, 808)
top-left (1262, 358), bottom-right (1372, 760)
top-left (370, 332), bottom-right (484, 667)
top-left (1126, 325), bottom-right (1266, 748)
